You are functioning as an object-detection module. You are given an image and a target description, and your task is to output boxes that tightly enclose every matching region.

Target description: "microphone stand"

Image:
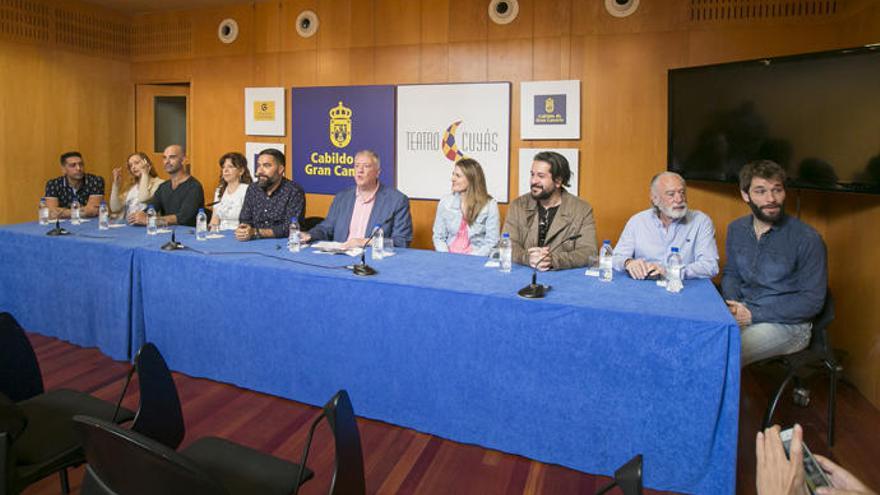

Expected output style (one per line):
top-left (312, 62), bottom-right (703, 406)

top-left (352, 229), bottom-right (381, 277)
top-left (46, 219), bottom-right (70, 236)
top-left (517, 234), bottom-right (582, 299)
top-left (160, 228), bottom-right (184, 251)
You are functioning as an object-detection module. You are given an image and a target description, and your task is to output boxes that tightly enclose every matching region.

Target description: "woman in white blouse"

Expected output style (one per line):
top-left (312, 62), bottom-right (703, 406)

top-left (210, 152), bottom-right (252, 231)
top-left (109, 152), bottom-right (164, 220)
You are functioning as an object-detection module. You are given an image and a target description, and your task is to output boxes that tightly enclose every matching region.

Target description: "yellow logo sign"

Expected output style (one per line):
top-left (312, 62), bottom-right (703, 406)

top-left (253, 101), bottom-right (275, 121)
top-left (329, 101), bottom-right (352, 148)
top-left (544, 96), bottom-right (555, 114)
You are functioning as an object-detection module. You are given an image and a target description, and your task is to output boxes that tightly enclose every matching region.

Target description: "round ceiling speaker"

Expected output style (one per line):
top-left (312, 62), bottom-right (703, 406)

top-left (605, 0), bottom-right (640, 18)
top-left (217, 18), bottom-right (239, 44)
top-left (295, 10), bottom-right (319, 38)
top-left (488, 0), bottom-right (519, 25)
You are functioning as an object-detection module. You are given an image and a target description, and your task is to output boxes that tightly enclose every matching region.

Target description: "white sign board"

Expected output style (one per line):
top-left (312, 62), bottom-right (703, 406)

top-left (245, 87), bottom-right (285, 136)
top-left (397, 83), bottom-right (511, 202)
top-left (520, 80), bottom-right (580, 140)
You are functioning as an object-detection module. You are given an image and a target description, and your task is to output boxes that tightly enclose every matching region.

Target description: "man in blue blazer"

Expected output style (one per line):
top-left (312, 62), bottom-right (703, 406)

top-left (302, 150), bottom-right (413, 248)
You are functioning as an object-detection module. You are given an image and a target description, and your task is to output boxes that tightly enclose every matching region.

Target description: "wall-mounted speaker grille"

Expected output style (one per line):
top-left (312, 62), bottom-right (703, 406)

top-left (131, 18), bottom-right (192, 60)
top-left (0, 0), bottom-right (50, 43)
top-left (55, 7), bottom-right (130, 58)
top-left (690, 0), bottom-right (840, 22)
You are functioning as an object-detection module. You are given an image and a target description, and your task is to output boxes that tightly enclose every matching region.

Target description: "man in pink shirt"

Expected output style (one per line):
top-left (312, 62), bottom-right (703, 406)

top-left (301, 150), bottom-right (413, 248)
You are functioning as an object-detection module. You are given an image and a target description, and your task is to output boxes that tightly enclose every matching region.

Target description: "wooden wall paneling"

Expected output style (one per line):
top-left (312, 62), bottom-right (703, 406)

top-left (531, 36), bottom-right (567, 80)
top-left (447, 0), bottom-right (488, 42)
top-left (350, 0), bottom-right (376, 48)
top-left (825, 195), bottom-right (880, 403)
top-left (254, 0), bottom-right (282, 54)
top-left (447, 41), bottom-right (487, 82)
top-left (533, 0), bottom-right (572, 37)
top-left (316, 48), bottom-right (352, 85)
top-left (131, 12), bottom-right (193, 62)
top-left (420, 0), bottom-right (450, 44)
top-left (190, 55), bottom-right (251, 193)
top-left (584, 31), bottom-right (689, 240)
top-left (374, 44), bottom-right (421, 84)
top-left (374, 0), bottom-right (421, 47)
top-left (488, 37), bottom-right (531, 200)
top-left (419, 43), bottom-right (449, 82)
top-left (280, 0), bottom-right (318, 52)
top-left (348, 47), bottom-right (375, 84)
top-left (280, 49), bottom-right (318, 86)
top-left (316, 0), bottom-right (353, 50)
top-left (191, 4), bottom-right (253, 59)
top-left (253, 52), bottom-right (283, 86)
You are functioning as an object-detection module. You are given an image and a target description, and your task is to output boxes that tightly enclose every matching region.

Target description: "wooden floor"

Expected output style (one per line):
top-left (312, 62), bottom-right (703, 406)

top-left (20, 333), bottom-right (880, 495)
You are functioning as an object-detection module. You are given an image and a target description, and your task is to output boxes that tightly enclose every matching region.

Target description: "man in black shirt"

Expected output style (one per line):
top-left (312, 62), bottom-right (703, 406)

top-left (236, 148), bottom-right (305, 241)
top-left (44, 151), bottom-right (105, 218)
top-left (131, 144), bottom-right (204, 227)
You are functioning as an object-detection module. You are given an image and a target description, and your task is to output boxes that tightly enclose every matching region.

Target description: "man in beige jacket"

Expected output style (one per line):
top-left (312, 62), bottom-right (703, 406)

top-left (503, 151), bottom-right (597, 271)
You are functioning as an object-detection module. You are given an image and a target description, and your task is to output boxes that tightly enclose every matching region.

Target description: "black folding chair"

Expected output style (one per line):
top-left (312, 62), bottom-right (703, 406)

top-left (0, 312), bottom-right (136, 494)
top-left (295, 389), bottom-right (366, 495)
top-left (759, 292), bottom-right (842, 446)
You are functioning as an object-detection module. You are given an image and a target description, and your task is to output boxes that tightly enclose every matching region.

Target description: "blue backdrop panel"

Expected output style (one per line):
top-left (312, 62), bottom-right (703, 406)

top-left (291, 85), bottom-right (396, 195)
top-left (131, 233), bottom-right (739, 495)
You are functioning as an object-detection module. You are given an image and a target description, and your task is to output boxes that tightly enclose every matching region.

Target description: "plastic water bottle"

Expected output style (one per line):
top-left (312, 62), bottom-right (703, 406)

top-left (666, 247), bottom-right (684, 293)
top-left (146, 206), bottom-right (158, 235)
top-left (499, 232), bottom-right (512, 273)
top-left (599, 240), bottom-right (614, 282)
top-left (288, 218), bottom-right (301, 253)
top-left (195, 208), bottom-right (208, 241)
top-left (98, 201), bottom-right (110, 230)
top-left (70, 198), bottom-right (81, 225)
top-left (371, 224), bottom-right (384, 260)
top-left (38, 197), bottom-right (49, 225)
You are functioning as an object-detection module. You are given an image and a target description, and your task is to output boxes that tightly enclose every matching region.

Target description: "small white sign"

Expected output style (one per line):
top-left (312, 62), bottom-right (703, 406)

top-left (520, 80), bottom-right (580, 140)
top-left (245, 87), bottom-right (285, 136)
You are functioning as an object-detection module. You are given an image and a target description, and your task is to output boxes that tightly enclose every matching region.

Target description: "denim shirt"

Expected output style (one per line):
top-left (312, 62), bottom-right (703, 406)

top-left (432, 193), bottom-right (500, 256)
top-left (721, 214), bottom-right (827, 325)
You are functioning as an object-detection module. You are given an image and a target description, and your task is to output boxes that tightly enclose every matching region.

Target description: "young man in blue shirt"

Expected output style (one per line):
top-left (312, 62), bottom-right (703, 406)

top-left (722, 160), bottom-right (827, 366)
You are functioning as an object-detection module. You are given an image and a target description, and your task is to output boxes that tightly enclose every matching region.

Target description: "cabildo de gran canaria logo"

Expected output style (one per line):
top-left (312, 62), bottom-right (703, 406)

top-left (329, 101), bottom-right (352, 148)
top-left (302, 100), bottom-right (356, 177)
top-left (405, 120), bottom-right (499, 163)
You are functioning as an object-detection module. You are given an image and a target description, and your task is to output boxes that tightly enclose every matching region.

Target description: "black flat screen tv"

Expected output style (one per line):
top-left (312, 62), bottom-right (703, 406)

top-left (668, 45), bottom-right (880, 194)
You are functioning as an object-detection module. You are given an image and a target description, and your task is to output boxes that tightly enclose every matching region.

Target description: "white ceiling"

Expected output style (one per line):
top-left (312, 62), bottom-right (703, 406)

top-left (80, 0), bottom-right (252, 15)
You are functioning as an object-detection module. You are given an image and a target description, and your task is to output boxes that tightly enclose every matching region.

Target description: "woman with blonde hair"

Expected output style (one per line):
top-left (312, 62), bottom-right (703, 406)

top-left (432, 157), bottom-right (500, 256)
top-left (109, 152), bottom-right (164, 220)
top-left (210, 152), bottom-right (253, 231)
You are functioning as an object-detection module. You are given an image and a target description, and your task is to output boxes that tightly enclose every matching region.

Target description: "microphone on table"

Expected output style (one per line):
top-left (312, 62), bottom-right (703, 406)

top-left (352, 214), bottom-right (394, 277)
top-left (596, 454), bottom-right (643, 495)
top-left (517, 233), bottom-right (582, 299)
top-left (46, 219), bottom-right (70, 236)
top-left (161, 228), bottom-right (184, 251)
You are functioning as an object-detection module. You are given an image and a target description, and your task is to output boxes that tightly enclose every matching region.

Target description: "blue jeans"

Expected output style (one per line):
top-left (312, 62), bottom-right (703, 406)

top-left (740, 322), bottom-right (812, 367)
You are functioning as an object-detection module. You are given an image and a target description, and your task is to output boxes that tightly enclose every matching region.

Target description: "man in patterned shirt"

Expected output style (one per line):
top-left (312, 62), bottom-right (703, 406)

top-left (235, 148), bottom-right (305, 241)
top-left (44, 151), bottom-right (105, 218)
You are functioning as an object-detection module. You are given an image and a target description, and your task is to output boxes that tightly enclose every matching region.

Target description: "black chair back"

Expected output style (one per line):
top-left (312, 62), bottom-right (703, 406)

top-left (302, 216), bottom-right (325, 232)
top-left (808, 291), bottom-right (835, 354)
top-left (74, 415), bottom-right (225, 495)
top-left (295, 389), bottom-right (365, 495)
top-left (0, 313), bottom-right (44, 402)
top-left (131, 343), bottom-right (185, 450)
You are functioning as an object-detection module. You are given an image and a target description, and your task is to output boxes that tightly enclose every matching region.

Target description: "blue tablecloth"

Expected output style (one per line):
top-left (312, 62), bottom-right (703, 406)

top-left (0, 222), bottom-right (740, 494)
top-left (0, 222), bottom-right (152, 359)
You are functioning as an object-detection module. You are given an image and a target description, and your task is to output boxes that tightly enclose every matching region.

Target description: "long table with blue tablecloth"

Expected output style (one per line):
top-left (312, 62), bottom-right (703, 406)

top-left (0, 221), bottom-right (740, 494)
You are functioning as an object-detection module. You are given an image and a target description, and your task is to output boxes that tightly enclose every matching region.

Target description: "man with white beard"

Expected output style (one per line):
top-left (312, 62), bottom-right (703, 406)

top-left (613, 171), bottom-right (720, 280)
